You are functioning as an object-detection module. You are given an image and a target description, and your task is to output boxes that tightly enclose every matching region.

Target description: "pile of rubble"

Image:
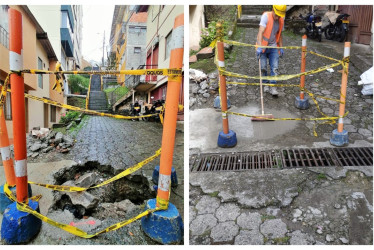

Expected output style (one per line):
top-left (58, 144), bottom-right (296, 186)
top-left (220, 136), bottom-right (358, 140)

top-left (26, 128), bottom-right (75, 158)
top-left (189, 68), bottom-right (219, 109)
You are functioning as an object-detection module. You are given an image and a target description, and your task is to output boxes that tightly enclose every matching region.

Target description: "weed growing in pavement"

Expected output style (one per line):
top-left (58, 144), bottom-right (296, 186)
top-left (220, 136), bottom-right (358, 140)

top-left (317, 173), bottom-right (327, 180)
top-left (273, 236), bottom-right (290, 244)
top-left (261, 214), bottom-right (276, 222)
top-left (208, 191), bottom-right (219, 197)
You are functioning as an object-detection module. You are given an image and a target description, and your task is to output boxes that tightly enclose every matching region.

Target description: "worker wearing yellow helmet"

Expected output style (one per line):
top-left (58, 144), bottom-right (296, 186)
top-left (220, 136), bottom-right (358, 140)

top-left (256, 5), bottom-right (286, 96)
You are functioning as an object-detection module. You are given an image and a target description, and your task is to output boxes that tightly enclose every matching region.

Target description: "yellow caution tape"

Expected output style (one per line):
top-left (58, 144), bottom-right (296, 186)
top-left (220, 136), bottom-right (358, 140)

top-left (219, 60), bottom-right (343, 81)
top-left (307, 51), bottom-right (341, 63)
top-left (224, 110), bottom-right (345, 121)
top-left (3, 183), bottom-right (161, 239)
top-left (86, 75), bottom-right (92, 110)
top-left (4, 89), bottom-right (159, 120)
top-left (227, 81), bottom-right (300, 87)
top-left (53, 62), bottom-right (65, 93)
top-left (0, 76), bottom-right (8, 106)
top-left (209, 39), bottom-right (217, 48)
top-left (11, 68), bottom-right (182, 77)
top-left (223, 39), bottom-right (303, 50)
top-left (29, 148), bottom-right (161, 192)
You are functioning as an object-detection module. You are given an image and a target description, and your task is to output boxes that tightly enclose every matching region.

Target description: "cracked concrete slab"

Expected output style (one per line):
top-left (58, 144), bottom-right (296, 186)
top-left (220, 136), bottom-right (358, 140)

top-left (190, 169), bottom-right (309, 208)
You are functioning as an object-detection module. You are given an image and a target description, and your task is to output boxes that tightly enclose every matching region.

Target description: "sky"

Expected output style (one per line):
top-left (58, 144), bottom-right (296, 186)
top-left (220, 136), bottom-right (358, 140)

top-left (82, 5), bottom-right (114, 66)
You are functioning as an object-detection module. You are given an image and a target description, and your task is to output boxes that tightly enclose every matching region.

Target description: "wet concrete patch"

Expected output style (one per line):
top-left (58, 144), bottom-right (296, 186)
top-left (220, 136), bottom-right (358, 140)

top-left (189, 106), bottom-right (300, 152)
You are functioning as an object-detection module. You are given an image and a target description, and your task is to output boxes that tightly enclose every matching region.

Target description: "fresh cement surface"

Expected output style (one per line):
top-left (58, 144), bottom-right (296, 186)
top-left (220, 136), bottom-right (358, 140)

top-left (1, 116), bottom-right (184, 245)
top-left (189, 26), bottom-right (373, 245)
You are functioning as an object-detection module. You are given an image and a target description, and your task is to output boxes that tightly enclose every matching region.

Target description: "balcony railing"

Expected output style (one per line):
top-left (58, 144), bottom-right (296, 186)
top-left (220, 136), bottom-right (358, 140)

top-left (0, 25), bottom-right (9, 49)
top-left (125, 65), bottom-right (147, 89)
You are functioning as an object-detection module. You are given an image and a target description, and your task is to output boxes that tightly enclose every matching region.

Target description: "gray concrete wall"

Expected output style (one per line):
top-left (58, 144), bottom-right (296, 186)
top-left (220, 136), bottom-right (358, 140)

top-left (125, 22), bottom-right (147, 87)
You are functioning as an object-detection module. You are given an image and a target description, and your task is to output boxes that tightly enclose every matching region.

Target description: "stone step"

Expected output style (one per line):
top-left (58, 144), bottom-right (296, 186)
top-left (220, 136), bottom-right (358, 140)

top-left (88, 89), bottom-right (107, 111)
top-left (242, 5), bottom-right (271, 15)
top-left (237, 15), bottom-right (261, 28)
top-left (90, 75), bottom-right (102, 91)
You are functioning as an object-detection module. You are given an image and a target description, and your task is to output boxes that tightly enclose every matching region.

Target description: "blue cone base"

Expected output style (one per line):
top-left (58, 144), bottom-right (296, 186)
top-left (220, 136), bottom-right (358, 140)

top-left (295, 96), bottom-right (310, 110)
top-left (214, 96), bottom-right (231, 109)
top-left (1, 199), bottom-right (42, 244)
top-left (218, 130), bottom-right (237, 148)
top-left (0, 183), bottom-right (32, 214)
top-left (141, 199), bottom-right (183, 244)
top-left (152, 165), bottom-right (178, 187)
top-left (330, 129), bottom-right (349, 146)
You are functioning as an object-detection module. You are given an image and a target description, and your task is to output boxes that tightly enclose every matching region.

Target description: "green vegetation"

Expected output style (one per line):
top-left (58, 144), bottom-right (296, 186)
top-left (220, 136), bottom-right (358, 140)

top-left (200, 20), bottom-right (229, 48)
top-left (52, 126), bottom-right (67, 134)
top-left (204, 5), bottom-right (237, 24)
top-left (190, 49), bottom-right (199, 56)
top-left (67, 96), bottom-right (86, 109)
top-left (69, 115), bottom-right (89, 137)
top-left (261, 214), bottom-right (276, 222)
top-left (273, 236), bottom-right (290, 244)
top-left (317, 173), bottom-right (327, 180)
top-left (59, 110), bottom-right (80, 124)
top-left (104, 86), bottom-right (128, 96)
top-left (208, 191), bottom-right (219, 197)
top-left (282, 30), bottom-right (298, 39)
top-left (68, 74), bottom-right (89, 93)
top-left (190, 57), bottom-right (217, 73)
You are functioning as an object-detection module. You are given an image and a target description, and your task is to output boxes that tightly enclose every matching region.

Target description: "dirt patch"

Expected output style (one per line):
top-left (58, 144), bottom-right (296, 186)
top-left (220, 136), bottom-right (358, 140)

top-left (51, 161), bottom-right (154, 219)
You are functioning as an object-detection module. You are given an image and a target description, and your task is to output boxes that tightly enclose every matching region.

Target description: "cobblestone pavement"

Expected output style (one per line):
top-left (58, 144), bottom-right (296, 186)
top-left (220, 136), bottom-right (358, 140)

top-left (2, 116), bottom-right (183, 245)
top-left (189, 26), bottom-right (373, 245)
top-left (190, 167), bottom-right (373, 245)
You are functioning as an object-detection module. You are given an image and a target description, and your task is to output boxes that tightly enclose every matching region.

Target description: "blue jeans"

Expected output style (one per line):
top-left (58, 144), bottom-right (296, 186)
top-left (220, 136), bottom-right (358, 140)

top-left (260, 48), bottom-right (279, 84)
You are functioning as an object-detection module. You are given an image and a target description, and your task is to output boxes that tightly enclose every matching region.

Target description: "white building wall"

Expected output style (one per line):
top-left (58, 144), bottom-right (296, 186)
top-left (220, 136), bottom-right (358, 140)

top-left (28, 5), bottom-right (62, 62)
top-left (28, 41), bottom-right (51, 130)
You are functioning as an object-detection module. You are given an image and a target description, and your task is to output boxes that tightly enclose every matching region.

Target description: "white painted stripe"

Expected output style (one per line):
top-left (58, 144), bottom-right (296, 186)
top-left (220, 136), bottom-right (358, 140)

top-left (339, 117), bottom-right (344, 124)
top-left (15, 159), bottom-right (27, 177)
top-left (222, 113), bottom-right (227, 119)
top-left (1, 146), bottom-right (11, 161)
top-left (344, 47), bottom-right (350, 57)
top-left (158, 173), bottom-right (170, 192)
top-left (218, 61), bottom-right (225, 67)
top-left (9, 50), bottom-right (23, 71)
top-left (171, 25), bottom-right (184, 50)
top-left (302, 39), bottom-right (307, 46)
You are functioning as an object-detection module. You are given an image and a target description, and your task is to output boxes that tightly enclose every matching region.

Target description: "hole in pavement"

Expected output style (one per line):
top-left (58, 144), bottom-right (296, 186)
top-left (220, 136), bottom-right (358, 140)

top-left (51, 161), bottom-right (154, 219)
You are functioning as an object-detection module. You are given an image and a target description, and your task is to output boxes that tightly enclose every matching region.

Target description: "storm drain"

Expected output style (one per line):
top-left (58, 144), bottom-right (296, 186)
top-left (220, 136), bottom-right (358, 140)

top-left (190, 147), bottom-right (373, 172)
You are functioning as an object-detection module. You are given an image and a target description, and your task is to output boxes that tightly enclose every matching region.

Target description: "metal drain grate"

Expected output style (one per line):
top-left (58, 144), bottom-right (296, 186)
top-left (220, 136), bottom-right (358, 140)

top-left (190, 147), bottom-right (373, 172)
top-left (190, 151), bottom-right (282, 172)
top-left (281, 148), bottom-right (338, 168)
top-left (331, 147), bottom-right (373, 167)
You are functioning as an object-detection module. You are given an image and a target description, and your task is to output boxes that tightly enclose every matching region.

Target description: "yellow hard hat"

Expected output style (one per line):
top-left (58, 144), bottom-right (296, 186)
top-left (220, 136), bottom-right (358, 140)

top-left (273, 5), bottom-right (287, 18)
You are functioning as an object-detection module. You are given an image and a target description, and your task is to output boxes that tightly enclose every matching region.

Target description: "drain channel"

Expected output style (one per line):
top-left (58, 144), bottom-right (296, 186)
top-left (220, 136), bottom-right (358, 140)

top-left (190, 147), bottom-right (373, 172)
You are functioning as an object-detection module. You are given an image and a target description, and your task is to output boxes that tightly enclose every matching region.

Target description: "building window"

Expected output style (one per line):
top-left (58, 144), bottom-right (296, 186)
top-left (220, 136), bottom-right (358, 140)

top-left (165, 31), bottom-right (172, 60)
top-left (38, 57), bottom-right (43, 88)
top-left (4, 92), bottom-right (12, 120)
top-left (50, 105), bottom-right (56, 123)
top-left (134, 47), bottom-right (141, 54)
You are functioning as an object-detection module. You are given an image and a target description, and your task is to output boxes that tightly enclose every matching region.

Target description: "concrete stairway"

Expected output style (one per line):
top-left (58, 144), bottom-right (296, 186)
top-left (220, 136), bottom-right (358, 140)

top-left (88, 74), bottom-right (108, 112)
top-left (237, 5), bottom-right (272, 28)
